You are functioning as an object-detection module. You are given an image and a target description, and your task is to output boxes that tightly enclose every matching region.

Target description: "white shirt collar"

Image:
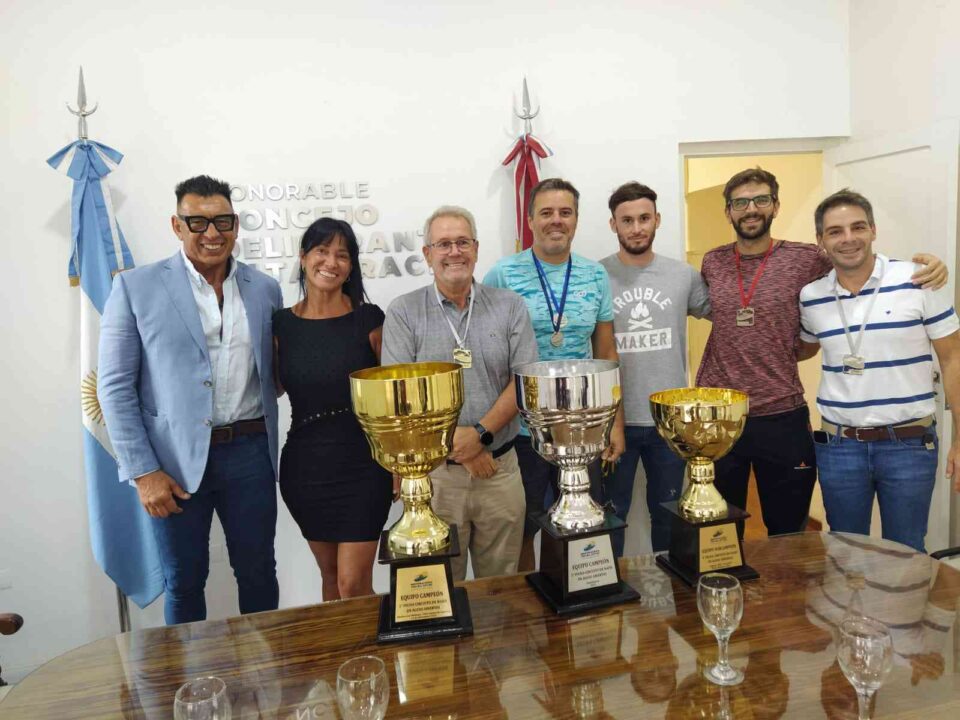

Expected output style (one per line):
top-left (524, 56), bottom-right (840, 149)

top-left (180, 248), bottom-right (236, 289)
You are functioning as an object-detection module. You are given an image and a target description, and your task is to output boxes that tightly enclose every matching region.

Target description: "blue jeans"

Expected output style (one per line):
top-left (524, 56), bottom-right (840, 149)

top-left (149, 433), bottom-right (279, 625)
top-left (814, 427), bottom-right (938, 553)
top-left (604, 425), bottom-right (686, 556)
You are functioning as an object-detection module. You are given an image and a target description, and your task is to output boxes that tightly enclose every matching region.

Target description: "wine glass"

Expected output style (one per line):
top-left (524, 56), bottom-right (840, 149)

top-left (697, 572), bottom-right (744, 686)
top-left (337, 655), bottom-right (390, 720)
top-left (174, 676), bottom-right (232, 720)
top-left (837, 617), bottom-right (893, 720)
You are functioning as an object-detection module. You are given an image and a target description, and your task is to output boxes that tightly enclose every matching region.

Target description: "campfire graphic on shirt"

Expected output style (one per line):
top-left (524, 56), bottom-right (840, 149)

top-left (628, 301), bottom-right (654, 330)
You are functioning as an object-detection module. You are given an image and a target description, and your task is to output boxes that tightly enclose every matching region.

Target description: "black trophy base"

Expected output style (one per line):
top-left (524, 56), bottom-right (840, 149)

top-left (526, 571), bottom-right (641, 616)
top-left (375, 524), bottom-right (474, 644)
top-left (655, 552), bottom-right (758, 588)
top-left (656, 501), bottom-right (760, 587)
top-left (376, 586), bottom-right (474, 644)
top-left (528, 511), bottom-right (641, 614)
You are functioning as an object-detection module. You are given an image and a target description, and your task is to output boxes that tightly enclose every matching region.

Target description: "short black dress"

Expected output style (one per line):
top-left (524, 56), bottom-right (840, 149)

top-left (274, 303), bottom-right (392, 542)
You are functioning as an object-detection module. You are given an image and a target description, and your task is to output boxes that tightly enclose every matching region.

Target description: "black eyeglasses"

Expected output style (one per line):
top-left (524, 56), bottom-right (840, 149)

top-left (728, 195), bottom-right (775, 211)
top-left (178, 214), bottom-right (237, 233)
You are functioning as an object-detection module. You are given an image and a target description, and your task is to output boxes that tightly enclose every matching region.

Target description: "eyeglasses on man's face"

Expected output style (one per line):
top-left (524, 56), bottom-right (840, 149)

top-left (728, 195), bottom-right (775, 211)
top-left (178, 214), bottom-right (237, 233)
top-left (429, 238), bottom-right (476, 253)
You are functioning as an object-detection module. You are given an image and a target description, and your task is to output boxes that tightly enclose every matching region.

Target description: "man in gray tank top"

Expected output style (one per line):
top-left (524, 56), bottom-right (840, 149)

top-left (599, 182), bottom-right (711, 557)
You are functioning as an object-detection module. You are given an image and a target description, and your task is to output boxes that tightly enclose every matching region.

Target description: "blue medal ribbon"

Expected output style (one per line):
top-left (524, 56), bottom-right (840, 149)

top-left (533, 253), bottom-right (572, 334)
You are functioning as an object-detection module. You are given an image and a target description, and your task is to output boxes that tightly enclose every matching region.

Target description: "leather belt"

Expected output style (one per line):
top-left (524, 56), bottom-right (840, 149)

top-left (448, 439), bottom-right (516, 465)
top-left (822, 415), bottom-right (933, 442)
top-left (210, 417), bottom-right (267, 445)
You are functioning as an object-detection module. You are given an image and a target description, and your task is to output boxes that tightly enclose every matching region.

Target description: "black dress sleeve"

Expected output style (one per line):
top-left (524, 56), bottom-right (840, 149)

top-left (271, 306), bottom-right (291, 338)
top-left (359, 303), bottom-right (385, 335)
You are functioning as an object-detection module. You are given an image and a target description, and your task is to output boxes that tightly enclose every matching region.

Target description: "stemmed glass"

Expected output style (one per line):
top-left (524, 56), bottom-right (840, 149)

top-left (697, 572), bottom-right (744, 686)
top-left (837, 617), bottom-right (893, 720)
top-left (337, 655), bottom-right (390, 720)
top-left (173, 676), bottom-right (232, 720)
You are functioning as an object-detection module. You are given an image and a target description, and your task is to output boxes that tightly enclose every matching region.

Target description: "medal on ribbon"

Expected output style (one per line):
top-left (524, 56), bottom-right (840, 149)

top-left (434, 283), bottom-right (475, 369)
top-left (734, 241), bottom-right (776, 327)
top-left (533, 253), bottom-right (572, 349)
top-left (834, 259), bottom-right (884, 379)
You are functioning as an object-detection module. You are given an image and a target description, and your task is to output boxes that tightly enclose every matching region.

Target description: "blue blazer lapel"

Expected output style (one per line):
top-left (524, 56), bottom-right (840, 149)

top-left (160, 252), bottom-right (210, 363)
top-left (236, 262), bottom-right (265, 375)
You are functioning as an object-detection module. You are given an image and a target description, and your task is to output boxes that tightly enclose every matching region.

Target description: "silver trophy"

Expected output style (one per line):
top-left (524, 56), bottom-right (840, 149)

top-left (515, 360), bottom-right (621, 531)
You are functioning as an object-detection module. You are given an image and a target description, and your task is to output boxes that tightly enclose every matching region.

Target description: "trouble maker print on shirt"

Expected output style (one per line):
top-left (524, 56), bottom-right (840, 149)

top-left (612, 285), bottom-right (675, 354)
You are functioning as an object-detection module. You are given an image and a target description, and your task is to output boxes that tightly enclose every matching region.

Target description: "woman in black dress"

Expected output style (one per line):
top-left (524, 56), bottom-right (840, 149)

top-left (273, 218), bottom-right (394, 600)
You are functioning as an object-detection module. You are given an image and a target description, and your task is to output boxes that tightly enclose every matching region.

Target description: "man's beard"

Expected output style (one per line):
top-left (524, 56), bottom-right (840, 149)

top-left (618, 229), bottom-right (655, 255)
top-left (733, 213), bottom-right (773, 241)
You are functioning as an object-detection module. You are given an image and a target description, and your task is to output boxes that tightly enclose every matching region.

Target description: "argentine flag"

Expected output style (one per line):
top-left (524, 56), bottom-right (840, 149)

top-left (48, 140), bottom-right (163, 608)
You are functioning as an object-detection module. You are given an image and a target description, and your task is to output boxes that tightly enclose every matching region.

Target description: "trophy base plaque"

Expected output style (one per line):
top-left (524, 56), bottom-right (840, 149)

top-left (655, 502), bottom-right (759, 587)
top-left (526, 513), bottom-right (640, 616)
top-left (376, 525), bottom-right (474, 644)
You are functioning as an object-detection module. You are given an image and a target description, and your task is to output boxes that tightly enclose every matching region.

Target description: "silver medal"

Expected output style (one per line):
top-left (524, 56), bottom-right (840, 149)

top-left (842, 354), bottom-right (864, 376)
top-left (452, 346), bottom-right (473, 368)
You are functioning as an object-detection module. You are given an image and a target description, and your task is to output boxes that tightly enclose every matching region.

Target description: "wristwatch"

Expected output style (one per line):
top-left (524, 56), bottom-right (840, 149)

top-left (474, 422), bottom-right (494, 446)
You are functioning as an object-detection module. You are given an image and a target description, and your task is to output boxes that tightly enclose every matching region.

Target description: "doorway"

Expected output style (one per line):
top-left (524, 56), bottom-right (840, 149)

top-left (683, 151), bottom-right (826, 533)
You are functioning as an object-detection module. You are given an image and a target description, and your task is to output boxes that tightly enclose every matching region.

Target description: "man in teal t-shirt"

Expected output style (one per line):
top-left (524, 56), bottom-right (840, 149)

top-left (484, 177), bottom-right (624, 571)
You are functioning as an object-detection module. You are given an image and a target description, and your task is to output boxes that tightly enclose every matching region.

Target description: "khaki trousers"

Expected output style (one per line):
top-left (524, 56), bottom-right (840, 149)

top-left (429, 448), bottom-right (525, 581)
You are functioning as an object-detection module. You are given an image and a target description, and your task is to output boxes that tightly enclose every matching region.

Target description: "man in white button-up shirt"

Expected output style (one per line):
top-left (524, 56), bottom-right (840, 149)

top-left (99, 175), bottom-right (284, 624)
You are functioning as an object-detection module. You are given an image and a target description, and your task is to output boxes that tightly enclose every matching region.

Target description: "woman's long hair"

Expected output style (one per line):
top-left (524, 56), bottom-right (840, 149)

top-left (298, 217), bottom-right (367, 309)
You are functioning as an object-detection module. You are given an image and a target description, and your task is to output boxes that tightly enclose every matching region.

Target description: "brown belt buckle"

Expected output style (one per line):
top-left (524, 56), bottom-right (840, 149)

top-left (213, 425), bottom-right (233, 444)
top-left (853, 427), bottom-right (871, 442)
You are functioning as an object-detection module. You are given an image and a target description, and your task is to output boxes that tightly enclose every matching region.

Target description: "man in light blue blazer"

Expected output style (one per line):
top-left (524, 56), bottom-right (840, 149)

top-left (99, 175), bottom-right (283, 625)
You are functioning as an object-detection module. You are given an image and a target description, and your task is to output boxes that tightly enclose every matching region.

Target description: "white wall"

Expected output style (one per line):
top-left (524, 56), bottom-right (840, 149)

top-left (847, 0), bottom-right (960, 547)
top-left (849, 0), bottom-right (960, 140)
top-left (0, 0), bottom-right (850, 681)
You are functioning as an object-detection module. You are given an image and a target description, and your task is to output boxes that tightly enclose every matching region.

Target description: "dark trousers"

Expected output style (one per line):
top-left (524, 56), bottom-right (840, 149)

top-left (149, 433), bottom-right (279, 625)
top-left (713, 406), bottom-right (817, 536)
top-left (515, 435), bottom-right (603, 538)
top-left (604, 425), bottom-right (687, 556)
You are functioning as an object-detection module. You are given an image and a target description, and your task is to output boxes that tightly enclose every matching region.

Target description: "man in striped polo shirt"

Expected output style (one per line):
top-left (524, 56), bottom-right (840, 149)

top-left (798, 189), bottom-right (960, 552)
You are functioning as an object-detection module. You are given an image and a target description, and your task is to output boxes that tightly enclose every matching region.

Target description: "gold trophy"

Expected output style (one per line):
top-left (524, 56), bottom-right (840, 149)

top-left (350, 362), bottom-right (473, 643)
top-left (649, 388), bottom-right (758, 586)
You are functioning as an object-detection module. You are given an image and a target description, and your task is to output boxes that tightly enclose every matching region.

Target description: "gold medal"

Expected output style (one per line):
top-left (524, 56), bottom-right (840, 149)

top-left (551, 331), bottom-right (564, 347)
top-left (736, 307), bottom-right (755, 327)
top-left (452, 347), bottom-right (473, 368)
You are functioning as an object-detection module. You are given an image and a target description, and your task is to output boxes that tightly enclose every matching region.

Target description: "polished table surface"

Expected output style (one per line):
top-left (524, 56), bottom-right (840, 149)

top-left (4, 532), bottom-right (960, 719)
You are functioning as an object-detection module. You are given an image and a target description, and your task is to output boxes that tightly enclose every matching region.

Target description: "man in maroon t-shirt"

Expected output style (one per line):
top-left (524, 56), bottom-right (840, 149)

top-left (696, 168), bottom-right (946, 535)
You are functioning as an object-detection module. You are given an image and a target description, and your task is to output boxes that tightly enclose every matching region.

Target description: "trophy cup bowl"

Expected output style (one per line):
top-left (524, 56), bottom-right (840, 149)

top-left (514, 359), bottom-right (621, 531)
top-left (649, 387), bottom-right (748, 520)
top-left (351, 362), bottom-right (463, 556)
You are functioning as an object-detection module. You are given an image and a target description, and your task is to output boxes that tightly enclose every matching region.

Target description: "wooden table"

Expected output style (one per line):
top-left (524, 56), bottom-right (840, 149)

top-left (4, 532), bottom-right (959, 718)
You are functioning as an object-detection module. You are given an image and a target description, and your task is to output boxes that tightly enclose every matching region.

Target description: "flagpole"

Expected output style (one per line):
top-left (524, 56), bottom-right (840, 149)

top-left (56, 66), bottom-right (162, 632)
top-left (503, 77), bottom-right (552, 252)
top-left (72, 67), bottom-right (131, 634)
top-left (116, 586), bottom-right (131, 633)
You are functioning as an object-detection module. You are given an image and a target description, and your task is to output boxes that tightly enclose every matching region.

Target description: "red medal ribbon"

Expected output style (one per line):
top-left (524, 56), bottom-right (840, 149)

top-left (502, 134), bottom-right (551, 250)
top-left (734, 240), bottom-right (776, 309)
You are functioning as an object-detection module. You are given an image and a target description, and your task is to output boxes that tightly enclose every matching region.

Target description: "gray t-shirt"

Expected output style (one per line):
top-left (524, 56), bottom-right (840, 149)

top-left (599, 253), bottom-right (711, 426)
top-left (381, 281), bottom-right (538, 449)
